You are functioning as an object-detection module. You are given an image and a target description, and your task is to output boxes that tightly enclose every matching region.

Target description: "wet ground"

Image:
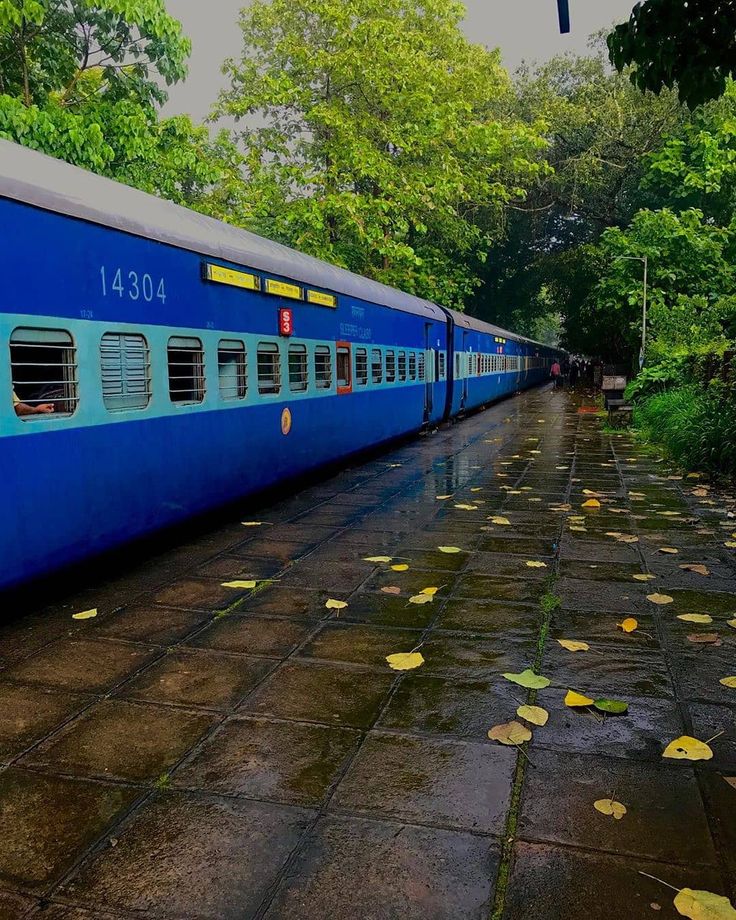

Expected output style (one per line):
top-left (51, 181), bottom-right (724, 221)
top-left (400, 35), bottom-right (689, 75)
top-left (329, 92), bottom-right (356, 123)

top-left (1, 385), bottom-right (735, 920)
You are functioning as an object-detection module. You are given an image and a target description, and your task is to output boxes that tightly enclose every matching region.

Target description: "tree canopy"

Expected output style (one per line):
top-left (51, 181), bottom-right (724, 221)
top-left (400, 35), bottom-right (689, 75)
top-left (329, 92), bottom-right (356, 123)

top-left (608, 0), bottom-right (736, 109)
top-left (214, 0), bottom-right (548, 308)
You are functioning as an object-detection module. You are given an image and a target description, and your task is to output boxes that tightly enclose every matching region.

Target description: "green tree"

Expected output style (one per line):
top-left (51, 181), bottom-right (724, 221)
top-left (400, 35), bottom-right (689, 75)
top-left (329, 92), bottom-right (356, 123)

top-left (214, 0), bottom-right (547, 307)
top-left (0, 1), bottom-right (244, 213)
top-left (589, 208), bottom-right (736, 361)
top-left (608, 0), bottom-right (736, 108)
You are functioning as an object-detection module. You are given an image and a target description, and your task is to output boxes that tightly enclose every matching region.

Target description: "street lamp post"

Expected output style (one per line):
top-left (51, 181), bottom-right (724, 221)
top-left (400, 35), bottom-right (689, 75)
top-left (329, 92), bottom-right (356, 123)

top-left (614, 255), bottom-right (648, 369)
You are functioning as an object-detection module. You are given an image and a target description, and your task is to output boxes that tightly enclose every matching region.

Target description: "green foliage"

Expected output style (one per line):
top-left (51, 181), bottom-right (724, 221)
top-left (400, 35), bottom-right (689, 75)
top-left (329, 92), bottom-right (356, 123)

top-left (590, 208), bottom-right (736, 361)
top-left (635, 384), bottom-right (736, 478)
top-left (624, 356), bottom-right (689, 401)
top-left (0, 0), bottom-right (190, 107)
top-left (214, 0), bottom-right (548, 307)
top-left (608, 0), bottom-right (736, 109)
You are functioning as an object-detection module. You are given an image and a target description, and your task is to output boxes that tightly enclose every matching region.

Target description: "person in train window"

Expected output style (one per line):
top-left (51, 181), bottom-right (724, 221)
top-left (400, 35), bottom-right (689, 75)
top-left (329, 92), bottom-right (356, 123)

top-left (12, 390), bottom-right (54, 416)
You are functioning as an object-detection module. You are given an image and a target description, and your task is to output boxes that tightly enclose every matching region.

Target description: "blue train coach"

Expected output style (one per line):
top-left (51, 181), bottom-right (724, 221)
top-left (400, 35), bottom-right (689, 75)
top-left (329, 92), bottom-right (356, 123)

top-left (0, 140), bottom-right (560, 592)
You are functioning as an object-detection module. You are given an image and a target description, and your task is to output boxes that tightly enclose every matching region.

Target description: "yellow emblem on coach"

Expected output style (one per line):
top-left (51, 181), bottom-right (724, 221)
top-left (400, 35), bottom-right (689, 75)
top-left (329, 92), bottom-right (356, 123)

top-left (281, 407), bottom-right (292, 436)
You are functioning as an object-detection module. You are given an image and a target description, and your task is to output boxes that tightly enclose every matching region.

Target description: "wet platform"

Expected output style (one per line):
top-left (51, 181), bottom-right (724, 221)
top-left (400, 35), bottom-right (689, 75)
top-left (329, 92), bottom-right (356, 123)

top-left (1, 385), bottom-right (735, 920)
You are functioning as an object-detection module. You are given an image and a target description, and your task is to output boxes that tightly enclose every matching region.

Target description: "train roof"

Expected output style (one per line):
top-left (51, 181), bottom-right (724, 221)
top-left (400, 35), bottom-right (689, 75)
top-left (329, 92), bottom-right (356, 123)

top-left (0, 140), bottom-right (444, 322)
top-left (446, 308), bottom-right (558, 352)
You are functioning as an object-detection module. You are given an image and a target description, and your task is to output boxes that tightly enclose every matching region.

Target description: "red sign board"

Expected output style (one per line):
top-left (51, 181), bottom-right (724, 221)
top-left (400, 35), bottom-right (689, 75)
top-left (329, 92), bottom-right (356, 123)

top-left (278, 308), bottom-right (293, 336)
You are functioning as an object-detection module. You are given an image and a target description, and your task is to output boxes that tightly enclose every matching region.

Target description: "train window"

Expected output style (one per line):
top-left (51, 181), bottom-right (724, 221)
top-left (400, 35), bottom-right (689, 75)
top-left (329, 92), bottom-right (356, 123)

top-left (408, 352), bottom-right (416, 380)
top-left (455, 353), bottom-right (461, 377)
top-left (336, 345), bottom-right (351, 389)
top-left (355, 348), bottom-right (368, 386)
top-left (385, 350), bottom-right (396, 383)
top-left (218, 339), bottom-right (247, 400)
top-left (168, 336), bottom-right (205, 403)
top-left (288, 344), bottom-right (308, 392)
top-left (10, 327), bottom-right (78, 417)
top-left (398, 351), bottom-right (406, 382)
top-left (100, 333), bottom-right (151, 411)
top-left (439, 353), bottom-right (446, 380)
top-left (371, 348), bottom-right (383, 384)
top-left (257, 342), bottom-right (281, 395)
top-left (418, 352), bottom-right (425, 381)
top-left (315, 345), bottom-right (332, 390)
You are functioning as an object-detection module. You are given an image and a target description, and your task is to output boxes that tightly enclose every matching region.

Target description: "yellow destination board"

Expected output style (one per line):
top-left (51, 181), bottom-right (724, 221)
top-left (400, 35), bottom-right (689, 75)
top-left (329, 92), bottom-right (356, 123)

top-left (307, 289), bottom-right (338, 308)
top-left (265, 278), bottom-right (304, 300)
top-left (203, 263), bottom-right (260, 291)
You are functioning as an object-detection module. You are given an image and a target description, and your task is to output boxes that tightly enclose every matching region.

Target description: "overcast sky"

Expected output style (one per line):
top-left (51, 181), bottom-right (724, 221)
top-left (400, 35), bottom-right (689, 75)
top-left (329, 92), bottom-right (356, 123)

top-left (162, 0), bottom-right (636, 121)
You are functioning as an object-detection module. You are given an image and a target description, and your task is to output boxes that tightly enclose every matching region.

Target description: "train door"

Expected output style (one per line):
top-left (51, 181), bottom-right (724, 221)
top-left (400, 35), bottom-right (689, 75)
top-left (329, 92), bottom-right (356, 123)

top-left (423, 323), bottom-right (433, 422)
top-left (461, 333), bottom-right (469, 408)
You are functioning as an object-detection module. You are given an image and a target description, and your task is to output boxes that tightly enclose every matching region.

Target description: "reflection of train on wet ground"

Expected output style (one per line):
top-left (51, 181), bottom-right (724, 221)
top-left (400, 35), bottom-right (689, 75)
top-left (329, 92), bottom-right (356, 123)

top-left (0, 140), bottom-right (563, 591)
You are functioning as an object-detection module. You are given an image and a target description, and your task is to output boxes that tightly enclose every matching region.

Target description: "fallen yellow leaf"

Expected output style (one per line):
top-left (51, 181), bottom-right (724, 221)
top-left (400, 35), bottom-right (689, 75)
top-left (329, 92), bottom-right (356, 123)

top-left (391, 564), bottom-right (409, 571)
top-left (617, 617), bottom-right (638, 633)
top-left (487, 720), bottom-right (532, 745)
top-left (582, 489), bottom-right (604, 497)
top-left (386, 651), bottom-right (424, 671)
top-left (593, 798), bottom-right (627, 820)
top-left (677, 613), bottom-right (713, 623)
top-left (420, 587), bottom-right (439, 596)
top-left (517, 704), bottom-right (549, 726)
top-left (673, 888), bottom-right (736, 919)
top-left (241, 521), bottom-right (265, 527)
top-left (72, 608), bottom-right (97, 620)
top-left (565, 690), bottom-right (594, 707)
top-left (454, 504), bottom-right (478, 511)
top-left (437, 546), bottom-right (463, 554)
top-left (408, 594), bottom-right (434, 605)
top-left (659, 547), bottom-right (680, 554)
top-left (503, 669), bottom-right (551, 689)
top-left (325, 599), bottom-right (348, 610)
top-left (662, 735), bottom-right (713, 761)
top-left (633, 574), bottom-right (656, 581)
top-left (679, 564), bottom-right (710, 576)
top-left (558, 639), bottom-right (590, 652)
top-left (725, 542), bottom-right (736, 549)
top-left (647, 593), bottom-right (674, 605)
top-left (719, 676), bottom-right (736, 688)
top-left (489, 516), bottom-right (511, 526)
top-left (470, 487), bottom-right (483, 493)
top-left (526, 560), bottom-right (548, 568)
top-left (582, 499), bottom-right (601, 509)
top-left (363, 556), bottom-right (393, 563)
top-left (221, 580), bottom-right (257, 589)
top-left (727, 619), bottom-right (736, 629)
top-left (435, 494), bottom-right (453, 500)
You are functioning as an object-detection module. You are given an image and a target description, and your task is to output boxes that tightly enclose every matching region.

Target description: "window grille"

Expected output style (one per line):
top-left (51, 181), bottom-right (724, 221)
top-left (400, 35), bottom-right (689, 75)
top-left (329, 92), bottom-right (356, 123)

top-left (438, 353), bottom-right (446, 380)
top-left (397, 351), bottom-right (406, 382)
top-left (100, 333), bottom-right (151, 411)
top-left (288, 344), bottom-right (308, 392)
top-left (167, 336), bottom-right (205, 403)
top-left (218, 339), bottom-right (247, 400)
top-left (408, 352), bottom-right (417, 380)
top-left (371, 348), bottom-right (383, 384)
top-left (315, 345), bottom-right (332, 389)
top-left (10, 327), bottom-right (78, 416)
top-left (257, 342), bottom-right (281, 395)
top-left (385, 350), bottom-right (396, 383)
top-left (418, 352), bottom-right (426, 381)
top-left (355, 348), bottom-right (368, 386)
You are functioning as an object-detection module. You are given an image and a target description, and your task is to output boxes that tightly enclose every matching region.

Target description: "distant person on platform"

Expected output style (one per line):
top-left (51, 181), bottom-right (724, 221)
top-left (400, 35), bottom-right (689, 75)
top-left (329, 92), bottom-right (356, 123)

top-left (550, 360), bottom-right (562, 388)
top-left (569, 361), bottom-right (579, 389)
top-left (13, 391), bottom-right (54, 416)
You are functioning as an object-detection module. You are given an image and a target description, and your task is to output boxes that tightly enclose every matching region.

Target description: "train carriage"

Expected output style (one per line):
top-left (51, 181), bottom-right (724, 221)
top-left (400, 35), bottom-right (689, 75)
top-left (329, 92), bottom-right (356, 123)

top-left (0, 140), bottom-right (560, 592)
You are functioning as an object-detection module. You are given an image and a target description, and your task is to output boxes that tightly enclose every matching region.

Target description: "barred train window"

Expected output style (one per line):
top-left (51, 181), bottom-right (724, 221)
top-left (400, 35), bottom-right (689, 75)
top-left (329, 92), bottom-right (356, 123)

top-left (257, 342), bottom-right (281, 395)
top-left (337, 346), bottom-right (351, 389)
top-left (10, 327), bottom-right (78, 416)
top-left (385, 350), bottom-right (396, 383)
top-left (371, 348), bottom-right (383, 384)
top-left (168, 336), bottom-right (204, 404)
top-left (288, 344), bottom-right (308, 392)
top-left (100, 333), bottom-right (151, 411)
top-left (408, 352), bottom-right (416, 381)
top-left (355, 348), bottom-right (368, 386)
top-left (439, 353), bottom-right (446, 380)
top-left (398, 351), bottom-right (406, 382)
top-left (418, 352), bottom-right (425, 381)
top-left (315, 345), bottom-right (332, 390)
top-left (218, 339), bottom-right (247, 400)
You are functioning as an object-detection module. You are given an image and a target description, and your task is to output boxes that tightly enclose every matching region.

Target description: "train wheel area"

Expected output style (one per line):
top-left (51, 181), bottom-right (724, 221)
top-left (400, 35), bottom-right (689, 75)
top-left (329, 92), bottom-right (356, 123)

top-left (1, 384), bottom-right (735, 919)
